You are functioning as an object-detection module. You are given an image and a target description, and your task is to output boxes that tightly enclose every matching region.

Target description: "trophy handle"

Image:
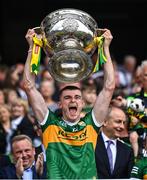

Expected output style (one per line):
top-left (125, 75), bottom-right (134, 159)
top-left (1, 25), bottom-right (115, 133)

top-left (30, 27), bottom-right (43, 75)
top-left (33, 27), bottom-right (42, 35)
top-left (33, 27), bottom-right (54, 57)
top-left (96, 28), bottom-right (106, 37)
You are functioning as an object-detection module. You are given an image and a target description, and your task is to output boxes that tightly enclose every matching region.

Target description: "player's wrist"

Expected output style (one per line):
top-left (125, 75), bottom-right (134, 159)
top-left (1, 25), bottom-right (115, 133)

top-left (28, 47), bottom-right (33, 53)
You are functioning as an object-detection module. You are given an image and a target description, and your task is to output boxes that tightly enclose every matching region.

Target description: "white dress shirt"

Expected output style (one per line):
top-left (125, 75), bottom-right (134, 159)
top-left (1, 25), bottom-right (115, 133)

top-left (22, 162), bottom-right (35, 180)
top-left (22, 167), bottom-right (33, 180)
top-left (101, 131), bottom-right (117, 170)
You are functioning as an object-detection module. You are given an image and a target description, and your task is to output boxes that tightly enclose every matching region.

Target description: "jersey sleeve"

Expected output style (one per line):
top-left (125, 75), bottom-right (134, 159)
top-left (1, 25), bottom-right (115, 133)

top-left (83, 110), bottom-right (101, 133)
top-left (131, 159), bottom-right (143, 179)
top-left (40, 109), bottom-right (59, 133)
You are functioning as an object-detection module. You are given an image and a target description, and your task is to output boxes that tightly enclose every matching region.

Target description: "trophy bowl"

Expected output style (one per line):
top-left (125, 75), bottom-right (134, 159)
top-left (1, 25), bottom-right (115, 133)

top-left (40, 8), bottom-right (98, 83)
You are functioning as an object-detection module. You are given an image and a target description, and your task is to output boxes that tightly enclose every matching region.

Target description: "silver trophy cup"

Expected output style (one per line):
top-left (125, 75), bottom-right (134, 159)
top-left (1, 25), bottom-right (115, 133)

top-left (37, 8), bottom-right (98, 83)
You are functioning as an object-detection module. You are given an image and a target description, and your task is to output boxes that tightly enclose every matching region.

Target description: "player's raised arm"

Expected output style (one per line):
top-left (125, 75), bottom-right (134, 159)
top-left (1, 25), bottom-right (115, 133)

top-left (23, 29), bottom-right (48, 123)
top-left (93, 29), bottom-right (115, 125)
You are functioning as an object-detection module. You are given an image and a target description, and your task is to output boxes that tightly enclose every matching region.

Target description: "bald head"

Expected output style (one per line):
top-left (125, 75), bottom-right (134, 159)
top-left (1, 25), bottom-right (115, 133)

top-left (102, 106), bottom-right (127, 139)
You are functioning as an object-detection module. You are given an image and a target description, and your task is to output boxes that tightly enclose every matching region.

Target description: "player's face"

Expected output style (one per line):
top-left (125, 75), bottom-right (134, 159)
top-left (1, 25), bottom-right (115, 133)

top-left (59, 89), bottom-right (84, 122)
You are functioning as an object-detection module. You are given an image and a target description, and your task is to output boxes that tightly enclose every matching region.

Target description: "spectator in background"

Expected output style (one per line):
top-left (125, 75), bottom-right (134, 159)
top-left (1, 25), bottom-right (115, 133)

top-left (40, 69), bottom-right (54, 82)
top-left (5, 65), bottom-right (21, 89)
top-left (39, 80), bottom-right (59, 112)
top-left (134, 60), bottom-right (147, 109)
top-left (5, 64), bottom-right (27, 100)
top-left (0, 95), bottom-right (12, 168)
top-left (0, 65), bottom-right (8, 89)
top-left (0, 135), bottom-right (46, 179)
top-left (112, 59), bottom-right (121, 89)
top-left (129, 115), bottom-right (147, 159)
top-left (131, 65), bottom-right (142, 94)
top-left (40, 68), bottom-right (60, 102)
top-left (4, 88), bottom-right (18, 107)
top-left (42, 55), bottom-right (50, 69)
top-left (11, 98), bottom-right (37, 144)
top-left (95, 106), bottom-right (134, 179)
top-left (118, 54), bottom-right (137, 95)
top-left (0, 90), bottom-right (5, 105)
top-left (81, 79), bottom-right (97, 114)
top-left (0, 104), bottom-right (12, 155)
top-left (111, 60), bottom-right (147, 112)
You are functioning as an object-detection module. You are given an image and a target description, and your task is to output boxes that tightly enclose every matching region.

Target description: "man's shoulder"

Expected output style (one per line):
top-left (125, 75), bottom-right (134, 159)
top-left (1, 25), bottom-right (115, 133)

top-left (0, 163), bottom-right (16, 178)
top-left (126, 89), bottom-right (143, 99)
top-left (117, 140), bottom-right (134, 160)
top-left (1, 163), bottom-right (15, 170)
top-left (117, 138), bottom-right (133, 151)
top-left (41, 109), bottom-right (61, 132)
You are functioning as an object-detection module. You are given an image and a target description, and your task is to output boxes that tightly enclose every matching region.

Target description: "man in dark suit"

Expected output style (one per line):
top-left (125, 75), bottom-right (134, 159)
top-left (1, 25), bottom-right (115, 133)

top-left (95, 106), bottom-right (134, 179)
top-left (0, 154), bottom-right (11, 169)
top-left (0, 135), bottom-right (46, 179)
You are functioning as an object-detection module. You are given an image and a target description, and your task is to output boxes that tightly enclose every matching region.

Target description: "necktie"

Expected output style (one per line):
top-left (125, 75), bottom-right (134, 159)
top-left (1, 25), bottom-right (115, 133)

top-left (107, 140), bottom-right (113, 174)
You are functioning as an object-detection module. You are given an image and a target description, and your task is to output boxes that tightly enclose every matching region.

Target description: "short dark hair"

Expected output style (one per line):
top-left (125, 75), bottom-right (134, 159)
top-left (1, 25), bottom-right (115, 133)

top-left (59, 86), bottom-right (81, 96)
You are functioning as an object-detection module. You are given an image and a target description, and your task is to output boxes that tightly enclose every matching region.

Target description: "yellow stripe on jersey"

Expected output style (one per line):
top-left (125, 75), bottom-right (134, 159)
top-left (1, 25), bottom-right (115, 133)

top-left (143, 174), bottom-right (147, 179)
top-left (42, 125), bottom-right (98, 149)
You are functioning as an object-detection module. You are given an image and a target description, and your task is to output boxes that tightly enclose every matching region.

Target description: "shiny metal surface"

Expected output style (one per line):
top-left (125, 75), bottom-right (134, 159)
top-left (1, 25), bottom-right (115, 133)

top-left (40, 8), bottom-right (98, 82)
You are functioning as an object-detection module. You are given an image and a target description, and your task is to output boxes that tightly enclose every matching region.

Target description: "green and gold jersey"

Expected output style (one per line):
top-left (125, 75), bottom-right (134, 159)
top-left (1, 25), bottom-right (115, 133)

top-left (131, 157), bottom-right (147, 179)
top-left (133, 123), bottom-right (147, 158)
top-left (41, 110), bottom-right (100, 179)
